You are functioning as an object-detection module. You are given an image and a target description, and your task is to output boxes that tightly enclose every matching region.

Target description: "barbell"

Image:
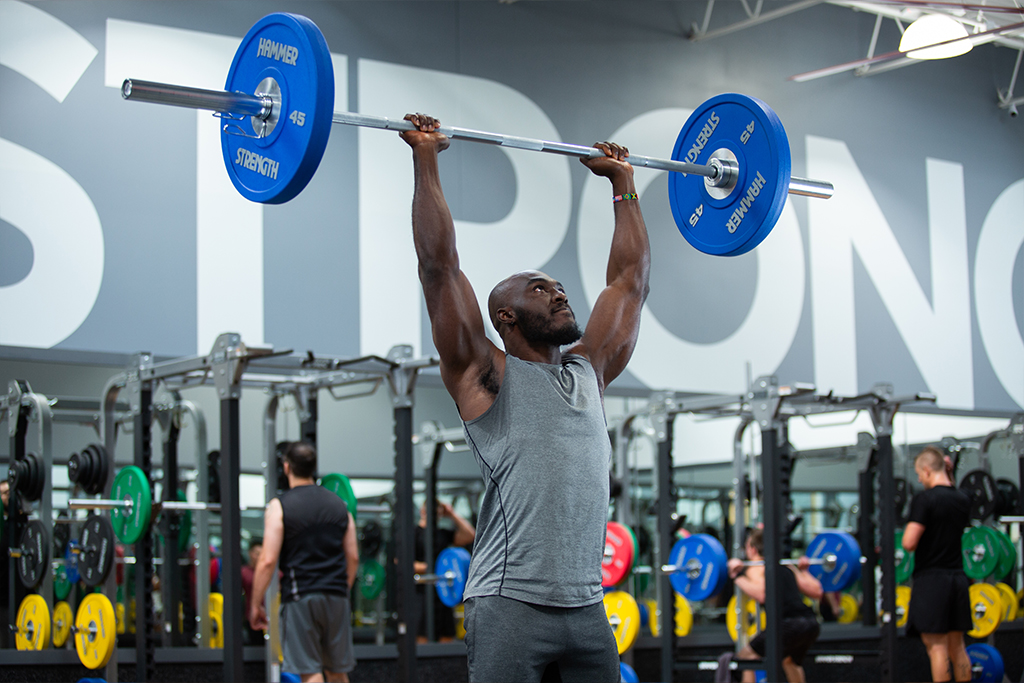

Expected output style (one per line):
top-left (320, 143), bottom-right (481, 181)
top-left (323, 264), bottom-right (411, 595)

top-left (69, 465), bottom-right (358, 545)
top-left (664, 531), bottom-right (863, 601)
top-left (119, 12), bottom-right (834, 257)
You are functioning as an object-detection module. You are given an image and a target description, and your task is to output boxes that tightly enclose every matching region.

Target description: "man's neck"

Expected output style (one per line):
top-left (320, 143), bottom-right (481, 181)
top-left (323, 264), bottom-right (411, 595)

top-left (288, 477), bottom-right (315, 488)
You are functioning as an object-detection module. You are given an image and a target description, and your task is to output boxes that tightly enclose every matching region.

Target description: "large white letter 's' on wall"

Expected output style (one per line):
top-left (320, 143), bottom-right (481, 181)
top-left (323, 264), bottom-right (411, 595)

top-left (975, 179), bottom-right (1024, 409)
top-left (0, 1), bottom-right (103, 347)
top-left (0, 0), bottom-right (97, 102)
top-left (578, 109), bottom-right (805, 393)
top-left (357, 59), bottom-right (572, 355)
top-left (0, 140), bottom-right (105, 347)
top-left (808, 137), bottom-right (973, 408)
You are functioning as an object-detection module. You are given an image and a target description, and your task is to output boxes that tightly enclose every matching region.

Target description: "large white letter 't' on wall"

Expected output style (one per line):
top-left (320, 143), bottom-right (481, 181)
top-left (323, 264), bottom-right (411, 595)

top-left (808, 137), bottom-right (973, 408)
top-left (357, 59), bottom-right (572, 356)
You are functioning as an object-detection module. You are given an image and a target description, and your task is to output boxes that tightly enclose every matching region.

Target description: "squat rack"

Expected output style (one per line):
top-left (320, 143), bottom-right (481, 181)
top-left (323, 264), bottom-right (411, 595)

top-left (93, 333), bottom-right (435, 683)
top-left (613, 376), bottom-right (934, 683)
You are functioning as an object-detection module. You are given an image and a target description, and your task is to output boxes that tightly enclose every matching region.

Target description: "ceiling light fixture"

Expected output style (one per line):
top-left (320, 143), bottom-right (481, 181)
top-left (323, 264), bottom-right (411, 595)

top-left (899, 14), bottom-right (973, 60)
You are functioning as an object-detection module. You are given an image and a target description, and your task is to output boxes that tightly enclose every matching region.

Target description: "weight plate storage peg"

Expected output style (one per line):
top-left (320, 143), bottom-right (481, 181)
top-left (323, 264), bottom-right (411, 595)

top-left (603, 590), bottom-right (640, 654)
top-left (602, 521), bottom-right (635, 587)
top-left (320, 472), bottom-right (358, 520)
top-left (667, 533), bottom-right (729, 601)
top-left (959, 469), bottom-right (999, 521)
top-left (221, 12), bottom-right (335, 204)
top-left (17, 520), bottom-right (49, 588)
top-left (966, 643), bottom-right (1004, 682)
top-left (15, 594), bottom-right (51, 650)
top-left (668, 93), bottom-right (791, 256)
top-left (805, 531), bottom-right (861, 592)
top-left (962, 526), bottom-right (1000, 579)
top-left (75, 593), bottom-right (116, 669)
top-left (111, 465), bottom-right (152, 544)
top-left (967, 583), bottom-right (1003, 638)
top-left (53, 601), bottom-right (73, 647)
top-left (435, 546), bottom-right (471, 608)
top-left (79, 514), bottom-right (115, 587)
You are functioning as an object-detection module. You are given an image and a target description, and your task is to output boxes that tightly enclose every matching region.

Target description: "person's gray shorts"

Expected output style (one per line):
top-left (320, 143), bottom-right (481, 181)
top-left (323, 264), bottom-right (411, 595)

top-left (281, 592), bottom-right (356, 675)
top-left (464, 594), bottom-right (619, 683)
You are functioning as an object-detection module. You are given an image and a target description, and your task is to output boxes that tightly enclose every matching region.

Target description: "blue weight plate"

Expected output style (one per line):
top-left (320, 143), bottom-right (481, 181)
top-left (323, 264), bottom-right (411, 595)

top-left (806, 531), bottom-right (860, 592)
top-left (619, 661), bottom-right (639, 683)
top-left (668, 93), bottom-right (791, 256)
top-left (435, 546), bottom-right (471, 608)
top-left (222, 13), bottom-right (334, 204)
top-left (667, 534), bottom-right (728, 602)
top-left (966, 643), bottom-right (1004, 682)
top-left (65, 540), bottom-right (81, 585)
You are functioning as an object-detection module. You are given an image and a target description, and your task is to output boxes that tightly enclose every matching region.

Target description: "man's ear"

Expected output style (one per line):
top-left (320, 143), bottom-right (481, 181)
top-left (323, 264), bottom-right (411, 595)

top-left (496, 307), bottom-right (516, 327)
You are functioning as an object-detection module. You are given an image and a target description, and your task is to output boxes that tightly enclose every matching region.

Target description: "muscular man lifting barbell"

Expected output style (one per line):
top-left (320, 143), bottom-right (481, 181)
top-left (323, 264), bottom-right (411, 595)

top-left (728, 528), bottom-right (823, 683)
top-left (401, 112), bottom-right (649, 683)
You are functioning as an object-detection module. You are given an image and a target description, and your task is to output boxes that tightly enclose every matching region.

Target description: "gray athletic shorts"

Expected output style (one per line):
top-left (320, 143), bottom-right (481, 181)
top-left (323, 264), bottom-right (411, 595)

top-left (464, 595), bottom-right (619, 683)
top-left (281, 592), bottom-right (356, 675)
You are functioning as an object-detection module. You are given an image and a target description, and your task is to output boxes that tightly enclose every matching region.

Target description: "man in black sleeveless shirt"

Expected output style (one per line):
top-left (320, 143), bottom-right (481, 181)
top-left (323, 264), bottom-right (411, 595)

top-left (249, 442), bottom-right (360, 682)
top-left (902, 446), bottom-right (972, 682)
top-left (728, 528), bottom-right (822, 683)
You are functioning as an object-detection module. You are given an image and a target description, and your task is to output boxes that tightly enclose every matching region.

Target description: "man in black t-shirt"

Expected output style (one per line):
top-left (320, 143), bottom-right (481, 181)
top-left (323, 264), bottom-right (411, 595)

top-left (249, 443), bottom-right (360, 683)
top-left (728, 528), bottom-right (823, 683)
top-left (902, 446), bottom-right (972, 682)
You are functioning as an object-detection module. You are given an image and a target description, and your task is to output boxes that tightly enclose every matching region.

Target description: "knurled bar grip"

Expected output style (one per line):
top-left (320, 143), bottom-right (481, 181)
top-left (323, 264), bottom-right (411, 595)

top-left (122, 78), bottom-right (835, 200)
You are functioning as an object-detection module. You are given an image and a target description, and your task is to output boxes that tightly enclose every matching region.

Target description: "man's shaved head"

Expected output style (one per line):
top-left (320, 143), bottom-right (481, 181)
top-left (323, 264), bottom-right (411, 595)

top-left (487, 270), bottom-right (581, 346)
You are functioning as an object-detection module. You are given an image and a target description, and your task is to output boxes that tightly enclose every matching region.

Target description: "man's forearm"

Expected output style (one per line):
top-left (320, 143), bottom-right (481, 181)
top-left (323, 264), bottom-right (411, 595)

top-left (411, 147), bottom-right (458, 276)
top-left (250, 561), bottom-right (275, 610)
top-left (605, 174), bottom-right (650, 290)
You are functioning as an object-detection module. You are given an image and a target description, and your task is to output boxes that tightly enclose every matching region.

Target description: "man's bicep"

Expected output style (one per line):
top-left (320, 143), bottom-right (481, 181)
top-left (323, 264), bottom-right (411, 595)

top-left (422, 269), bottom-right (495, 372)
top-left (261, 500), bottom-right (284, 562)
top-left (576, 282), bottom-right (644, 385)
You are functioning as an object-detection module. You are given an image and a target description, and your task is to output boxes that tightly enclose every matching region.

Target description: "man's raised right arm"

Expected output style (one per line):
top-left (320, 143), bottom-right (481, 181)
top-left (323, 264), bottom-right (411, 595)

top-left (401, 114), bottom-right (502, 419)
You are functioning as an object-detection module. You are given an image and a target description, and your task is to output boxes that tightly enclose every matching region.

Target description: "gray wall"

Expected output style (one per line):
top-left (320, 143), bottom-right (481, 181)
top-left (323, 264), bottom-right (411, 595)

top-left (1, 1), bottom-right (1023, 419)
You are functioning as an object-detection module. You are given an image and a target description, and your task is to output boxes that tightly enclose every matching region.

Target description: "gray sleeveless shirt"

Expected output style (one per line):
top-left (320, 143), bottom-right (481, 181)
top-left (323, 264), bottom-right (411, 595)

top-left (461, 353), bottom-right (610, 607)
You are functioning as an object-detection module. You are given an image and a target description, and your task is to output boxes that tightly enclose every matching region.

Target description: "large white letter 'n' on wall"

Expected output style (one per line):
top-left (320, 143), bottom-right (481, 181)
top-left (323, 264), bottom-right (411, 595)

top-left (808, 136), bottom-right (973, 408)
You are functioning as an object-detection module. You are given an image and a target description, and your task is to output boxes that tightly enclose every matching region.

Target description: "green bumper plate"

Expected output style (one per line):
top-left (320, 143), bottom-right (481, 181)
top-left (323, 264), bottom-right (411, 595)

top-left (962, 526), bottom-right (999, 579)
top-left (320, 473), bottom-right (357, 521)
top-left (111, 466), bottom-right (152, 545)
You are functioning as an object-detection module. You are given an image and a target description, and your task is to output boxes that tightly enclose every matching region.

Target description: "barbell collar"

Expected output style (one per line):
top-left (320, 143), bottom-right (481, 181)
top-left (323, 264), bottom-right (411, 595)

top-left (122, 78), bottom-right (834, 199)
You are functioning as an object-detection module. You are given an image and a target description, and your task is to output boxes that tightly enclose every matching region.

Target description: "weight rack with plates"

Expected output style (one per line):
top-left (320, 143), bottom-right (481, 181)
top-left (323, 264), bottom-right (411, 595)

top-left (603, 377), bottom-right (938, 683)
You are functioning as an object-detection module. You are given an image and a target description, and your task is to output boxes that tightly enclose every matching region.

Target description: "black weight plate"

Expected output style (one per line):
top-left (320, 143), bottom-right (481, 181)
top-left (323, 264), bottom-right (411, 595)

top-left (67, 449), bottom-right (91, 489)
top-left (17, 520), bottom-right (49, 588)
top-left (959, 469), bottom-right (999, 521)
top-left (894, 478), bottom-right (909, 524)
top-left (359, 520), bottom-right (383, 557)
top-left (53, 515), bottom-right (70, 558)
top-left (208, 450), bottom-right (222, 504)
top-left (996, 478), bottom-right (1020, 517)
top-left (79, 514), bottom-right (115, 587)
top-left (91, 444), bottom-right (111, 495)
